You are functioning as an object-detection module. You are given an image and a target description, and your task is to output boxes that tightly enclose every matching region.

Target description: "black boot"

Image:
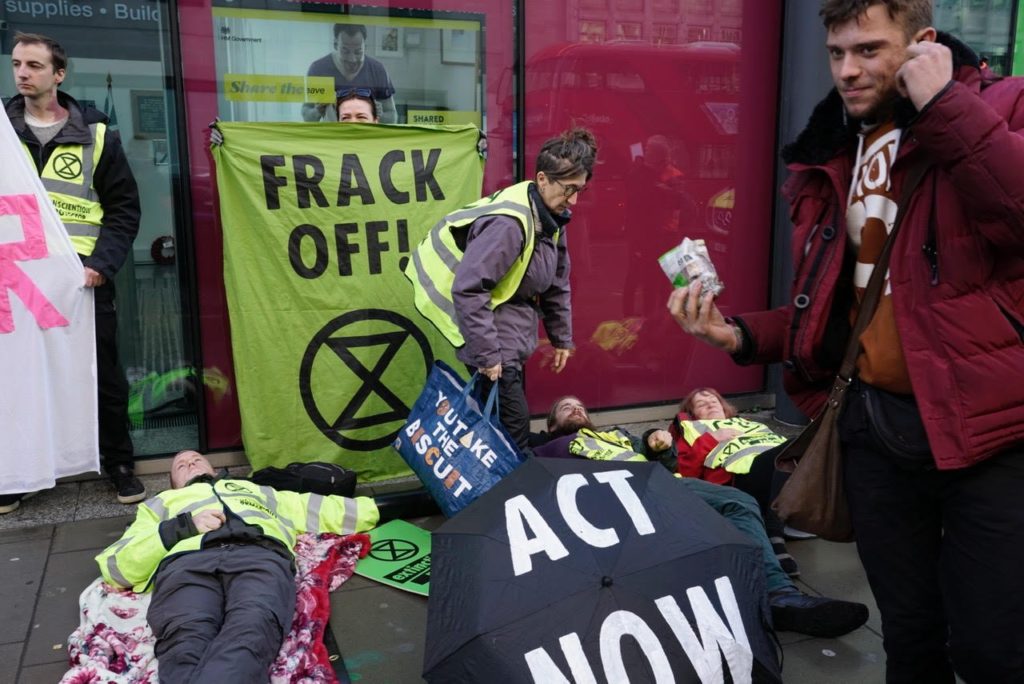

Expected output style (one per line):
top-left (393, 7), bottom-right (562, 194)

top-left (109, 465), bottom-right (146, 504)
top-left (769, 586), bottom-right (869, 638)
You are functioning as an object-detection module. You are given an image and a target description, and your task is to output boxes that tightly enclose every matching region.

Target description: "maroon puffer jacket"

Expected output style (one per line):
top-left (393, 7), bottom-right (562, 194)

top-left (734, 34), bottom-right (1024, 470)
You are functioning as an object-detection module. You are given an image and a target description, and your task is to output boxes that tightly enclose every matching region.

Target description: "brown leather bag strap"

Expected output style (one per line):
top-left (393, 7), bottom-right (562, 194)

top-left (837, 158), bottom-right (930, 381)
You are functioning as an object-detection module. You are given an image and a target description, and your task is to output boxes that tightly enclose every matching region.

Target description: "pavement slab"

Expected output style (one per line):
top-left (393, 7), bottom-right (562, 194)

top-left (0, 538), bottom-right (51, 645)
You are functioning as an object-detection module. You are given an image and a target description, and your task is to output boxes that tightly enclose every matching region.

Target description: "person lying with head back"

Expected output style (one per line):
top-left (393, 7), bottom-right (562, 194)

top-left (96, 450), bottom-right (378, 683)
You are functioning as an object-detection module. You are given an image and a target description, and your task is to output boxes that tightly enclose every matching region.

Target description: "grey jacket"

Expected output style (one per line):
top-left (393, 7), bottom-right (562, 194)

top-left (452, 201), bottom-right (573, 370)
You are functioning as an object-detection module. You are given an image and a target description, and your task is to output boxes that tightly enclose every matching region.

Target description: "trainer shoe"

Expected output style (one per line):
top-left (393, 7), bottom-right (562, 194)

top-left (110, 465), bottom-right (147, 504)
top-left (769, 587), bottom-right (869, 638)
top-left (0, 493), bottom-right (24, 514)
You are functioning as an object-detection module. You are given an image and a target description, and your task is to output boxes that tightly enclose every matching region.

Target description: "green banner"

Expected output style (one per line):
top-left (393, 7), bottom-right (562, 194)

top-left (354, 519), bottom-right (432, 596)
top-left (212, 122), bottom-right (482, 479)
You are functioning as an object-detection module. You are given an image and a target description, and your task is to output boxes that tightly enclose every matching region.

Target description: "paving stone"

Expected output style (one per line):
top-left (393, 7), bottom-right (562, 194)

top-left (0, 642), bottom-right (24, 684)
top-left (0, 484), bottom-right (80, 532)
top-left (18, 660), bottom-right (70, 684)
top-left (0, 539), bottom-right (51, 644)
top-left (790, 539), bottom-right (882, 636)
top-left (329, 583), bottom-right (428, 684)
top-left (21, 549), bottom-right (100, 667)
top-left (51, 516), bottom-right (134, 554)
top-left (0, 524), bottom-right (53, 544)
top-left (777, 625), bottom-right (886, 683)
top-left (73, 479), bottom-right (143, 523)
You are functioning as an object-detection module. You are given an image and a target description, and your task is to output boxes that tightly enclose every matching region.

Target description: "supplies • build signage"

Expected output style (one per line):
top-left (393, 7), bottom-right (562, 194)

top-left (212, 122), bottom-right (483, 479)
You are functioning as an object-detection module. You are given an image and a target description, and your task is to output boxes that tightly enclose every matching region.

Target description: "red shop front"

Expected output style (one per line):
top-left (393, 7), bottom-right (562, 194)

top-left (177, 0), bottom-right (783, 452)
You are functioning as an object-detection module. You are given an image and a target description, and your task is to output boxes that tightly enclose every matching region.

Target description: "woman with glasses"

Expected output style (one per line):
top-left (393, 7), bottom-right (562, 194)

top-left (407, 127), bottom-right (598, 456)
top-left (336, 87), bottom-right (379, 123)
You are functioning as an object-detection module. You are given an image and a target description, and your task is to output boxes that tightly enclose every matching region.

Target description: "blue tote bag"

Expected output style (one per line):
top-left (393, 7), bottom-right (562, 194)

top-left (393, 361), bottom-right (525, 517)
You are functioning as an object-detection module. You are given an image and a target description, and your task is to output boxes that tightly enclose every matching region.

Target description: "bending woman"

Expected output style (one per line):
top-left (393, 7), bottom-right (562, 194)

top-left (407, 128), bottom-right (598, 455)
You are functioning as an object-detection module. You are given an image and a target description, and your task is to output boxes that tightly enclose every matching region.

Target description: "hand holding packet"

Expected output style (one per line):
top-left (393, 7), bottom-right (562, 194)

top-left (658, 237), bottom-right (725, 296)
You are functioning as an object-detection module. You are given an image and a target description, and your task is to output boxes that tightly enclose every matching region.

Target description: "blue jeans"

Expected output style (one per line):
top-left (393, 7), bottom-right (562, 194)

top-left (679, 477), bottom-right (792, 595)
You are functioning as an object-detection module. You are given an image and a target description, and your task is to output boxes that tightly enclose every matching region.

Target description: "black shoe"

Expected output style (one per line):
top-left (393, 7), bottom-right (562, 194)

top-left (0, 493), bottom-right (25, 514)
top-left (769, 587), bottom-right (868, 638)
top-left (110, 466), bottom-right (147, 504)
top-left (770, 535), bottom-right (801, 578)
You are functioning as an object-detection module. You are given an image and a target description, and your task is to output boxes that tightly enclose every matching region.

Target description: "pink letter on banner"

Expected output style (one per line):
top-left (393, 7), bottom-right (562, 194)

top-left (0, 194), bottom-right (70, 333)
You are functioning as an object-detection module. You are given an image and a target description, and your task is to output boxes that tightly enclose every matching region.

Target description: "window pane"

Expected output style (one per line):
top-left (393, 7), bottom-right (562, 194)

top-left (1, 1), bottom-right (201, 457)
top-left (524, 1), bottom-right (782, 411)
top-left (934, 0), bottom-right (1014, 75)
top-left (210, 8), bottom-right (486, 127)
top-left (179, 0), bottom-right (517, 449)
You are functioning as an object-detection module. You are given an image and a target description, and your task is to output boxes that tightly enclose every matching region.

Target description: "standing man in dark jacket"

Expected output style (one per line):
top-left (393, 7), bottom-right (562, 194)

top-left (1, 33), bottom-right (144, 512)
top-left (669, 2), bottom-right (1024, 682)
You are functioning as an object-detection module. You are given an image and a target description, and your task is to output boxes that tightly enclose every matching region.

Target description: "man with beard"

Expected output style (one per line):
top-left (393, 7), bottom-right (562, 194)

top-left (534, 396), bottom-right (869, 639)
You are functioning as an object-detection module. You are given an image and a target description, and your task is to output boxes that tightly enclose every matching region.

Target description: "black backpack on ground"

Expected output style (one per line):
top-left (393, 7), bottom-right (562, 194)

top-left (248, 461), bottom-right (357, 498)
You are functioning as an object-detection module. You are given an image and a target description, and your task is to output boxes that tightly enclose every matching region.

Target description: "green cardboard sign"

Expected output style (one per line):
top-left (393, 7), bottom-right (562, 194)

top-left (355, 519), bottom-right (431, 596)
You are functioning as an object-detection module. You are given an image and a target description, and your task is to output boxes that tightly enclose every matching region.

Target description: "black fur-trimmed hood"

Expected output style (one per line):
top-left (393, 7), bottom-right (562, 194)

top-left (781, 32), bottom-right (981, 166)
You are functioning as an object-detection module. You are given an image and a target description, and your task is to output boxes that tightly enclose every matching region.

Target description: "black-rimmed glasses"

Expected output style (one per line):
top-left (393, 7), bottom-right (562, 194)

top-left (554, 179), bottom-right (587, 198)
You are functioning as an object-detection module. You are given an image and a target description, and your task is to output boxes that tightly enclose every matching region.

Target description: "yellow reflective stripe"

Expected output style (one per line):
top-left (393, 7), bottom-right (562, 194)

top-left (178, 495), bottom-right (220, 517)
top-left (680, 421), bottom-right (710, 446)
top-left (63, 222), bottom-right (101, 237)
top-left (715, 444), bottom-right (767, 473)
top-left (412, 248), bottom-right (458, 317)
top-left (305, 494), bottom-right (324, 534)
top-left (236, 509), bottom-right (295, 547)
top-left (429, 218), bottom-right (461, 273)
top-left (103, 537), bottom-right (134, 587)
top-left (571, 433), bottom-right (644, 462)
top-left (146, 497), bottom-right (169, 521)
top-left (339, 500), bottom-right (358, 535)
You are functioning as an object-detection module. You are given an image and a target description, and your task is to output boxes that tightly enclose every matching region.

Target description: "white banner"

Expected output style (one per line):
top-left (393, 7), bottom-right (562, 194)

top-left (0, 105), bottom-right (99, 494)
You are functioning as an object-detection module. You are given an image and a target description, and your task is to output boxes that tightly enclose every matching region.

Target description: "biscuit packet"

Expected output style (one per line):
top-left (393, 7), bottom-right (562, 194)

top-left (658, 237), bottom-right (724, 296)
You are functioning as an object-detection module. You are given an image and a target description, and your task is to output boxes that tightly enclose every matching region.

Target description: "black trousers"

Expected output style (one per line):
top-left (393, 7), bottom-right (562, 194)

top-left (147, 545), bottom-right (296, 684)
top-left (474, 365), bottom-right (532, 457)
top-left (94, 281), bottom-right (133, 470)
top-left (840, 385), bottom-right (1024, 683)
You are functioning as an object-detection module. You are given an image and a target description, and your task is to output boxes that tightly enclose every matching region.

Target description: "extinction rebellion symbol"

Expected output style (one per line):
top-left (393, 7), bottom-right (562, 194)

top-left (52, 153), bottom-right (83, 180)
top-left (300, 309), bottom-right (433, 451)
top-left (369, 538), bottom-right (419, 562)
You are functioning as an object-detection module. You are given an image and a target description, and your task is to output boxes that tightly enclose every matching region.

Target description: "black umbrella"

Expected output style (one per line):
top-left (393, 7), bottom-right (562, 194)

top-left (424, 458), bottom-right (781, 683)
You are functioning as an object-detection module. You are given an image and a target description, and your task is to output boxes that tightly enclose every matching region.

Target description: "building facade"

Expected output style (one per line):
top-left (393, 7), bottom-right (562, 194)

top-left (1, 0), bottom-right (1016, 461)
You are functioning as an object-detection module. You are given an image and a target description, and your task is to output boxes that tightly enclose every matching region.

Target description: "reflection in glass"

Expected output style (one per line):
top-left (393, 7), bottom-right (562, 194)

top-left (212, 8), bottom-right (485, 128)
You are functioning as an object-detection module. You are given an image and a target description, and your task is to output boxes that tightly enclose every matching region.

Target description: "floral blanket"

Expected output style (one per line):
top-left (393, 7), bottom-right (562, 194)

top-left (60, 533), bottom-right (370, 684)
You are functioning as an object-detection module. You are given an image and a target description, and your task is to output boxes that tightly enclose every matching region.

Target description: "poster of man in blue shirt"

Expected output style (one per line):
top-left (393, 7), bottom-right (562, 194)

top-left (302, 23), bottom-right (398, 123)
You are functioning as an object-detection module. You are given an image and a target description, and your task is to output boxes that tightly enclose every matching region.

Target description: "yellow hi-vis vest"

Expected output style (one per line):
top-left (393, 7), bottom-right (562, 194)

top-left (95, 478), bottom-right (379, 592)
top-left (405, 181), bottom-right (555, 347)
top-left (22, 122), bottom-right (106, 256)
top-left (679, 417), bottom-right (787, 474)
top-left (569, 428), bottom-right (646, 462)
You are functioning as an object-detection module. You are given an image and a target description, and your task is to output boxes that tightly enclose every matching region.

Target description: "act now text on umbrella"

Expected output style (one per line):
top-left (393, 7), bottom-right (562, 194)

top-left (505, 470), bottom-right (655, 577)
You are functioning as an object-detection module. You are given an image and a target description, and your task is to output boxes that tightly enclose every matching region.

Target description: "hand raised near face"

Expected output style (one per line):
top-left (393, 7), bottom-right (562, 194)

top-left (897, 40), bottom-right (953, 110)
